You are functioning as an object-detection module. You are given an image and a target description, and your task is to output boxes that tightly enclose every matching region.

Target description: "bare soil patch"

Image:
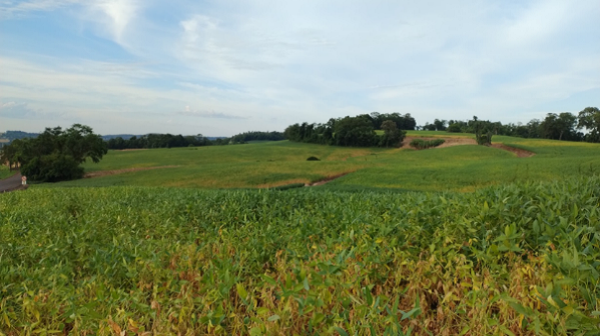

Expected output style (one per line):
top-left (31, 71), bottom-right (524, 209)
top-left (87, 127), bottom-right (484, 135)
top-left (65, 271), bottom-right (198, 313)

top-left (401, 137), bottom-right (476, 149)
top-left (490, 144), bottom-right (535, 158)
top-left (84, 166), bottom-right (179, 178)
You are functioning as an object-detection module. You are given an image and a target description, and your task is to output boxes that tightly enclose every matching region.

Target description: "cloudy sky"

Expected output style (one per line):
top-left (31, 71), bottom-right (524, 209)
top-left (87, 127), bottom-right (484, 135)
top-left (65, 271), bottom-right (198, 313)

top-left (1, 0), bottom-right (599, 136)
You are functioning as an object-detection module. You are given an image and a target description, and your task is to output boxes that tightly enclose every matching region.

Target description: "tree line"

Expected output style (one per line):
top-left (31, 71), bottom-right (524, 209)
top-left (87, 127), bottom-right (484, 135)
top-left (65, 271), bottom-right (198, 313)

top-left (106, 131), bottom-right (285, 149)
top-left (1, 125), bottom-right (107, 182)
top-left (421, 107), bottom-right (600, 143)
top-left (285, 113), bottom-right (415, 147)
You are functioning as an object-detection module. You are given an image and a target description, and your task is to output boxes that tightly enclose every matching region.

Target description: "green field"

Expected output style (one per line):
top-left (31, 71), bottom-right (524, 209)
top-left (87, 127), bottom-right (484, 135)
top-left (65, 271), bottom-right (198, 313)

top-left (3, 135), bottom-right (600, 334)
top-left (2, 177), bottom-right (599, 334)
top-left (37, 133), bottom-right (600, 193)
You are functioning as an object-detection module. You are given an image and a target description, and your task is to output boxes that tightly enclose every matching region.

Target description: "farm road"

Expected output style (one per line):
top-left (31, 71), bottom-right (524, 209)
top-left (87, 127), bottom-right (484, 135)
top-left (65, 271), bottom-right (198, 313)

top-left (0, 173), bottom-right (23, 193)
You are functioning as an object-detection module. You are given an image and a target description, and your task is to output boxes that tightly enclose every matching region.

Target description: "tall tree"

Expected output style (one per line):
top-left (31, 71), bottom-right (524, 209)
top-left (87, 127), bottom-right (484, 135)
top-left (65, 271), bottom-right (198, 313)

top-left (379, 120), bottom-right (405, 147)
top-left (2, 124), bottom-right (107, 182)
top-left (540, 113), bottom-right (579, 141)
top-left (578, 107), bottom-right (600, 143)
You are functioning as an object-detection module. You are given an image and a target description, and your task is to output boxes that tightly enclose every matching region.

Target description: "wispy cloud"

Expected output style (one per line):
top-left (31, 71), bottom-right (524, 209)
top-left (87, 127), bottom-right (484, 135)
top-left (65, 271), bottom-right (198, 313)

top-left (0, 0), bottom-right (82, 18)
top-left (177, 107), bottom-right (248, 120)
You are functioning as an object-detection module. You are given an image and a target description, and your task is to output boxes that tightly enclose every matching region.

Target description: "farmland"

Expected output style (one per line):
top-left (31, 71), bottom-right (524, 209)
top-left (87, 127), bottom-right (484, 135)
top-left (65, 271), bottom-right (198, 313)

top-left (36, 133), bottom-right (600, 193)
top-left (2, 177), bottom-right (600, 334)
top-left (2, 134), bottom-right (600, 335)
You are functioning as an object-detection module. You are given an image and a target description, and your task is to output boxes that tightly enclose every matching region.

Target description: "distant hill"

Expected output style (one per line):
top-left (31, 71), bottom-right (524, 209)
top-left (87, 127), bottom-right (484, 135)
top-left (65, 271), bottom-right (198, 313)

top-left (1, 130), bottom-right (39, 142)
top-left (101, 135), bottom-right (227, 141)
top-left (100, 134), bottom-right (140, 141)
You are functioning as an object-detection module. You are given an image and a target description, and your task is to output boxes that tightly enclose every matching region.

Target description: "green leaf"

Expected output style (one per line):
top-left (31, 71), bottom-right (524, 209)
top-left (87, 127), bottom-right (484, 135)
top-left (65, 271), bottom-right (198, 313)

top-left (249, 327), bottom-right (263, 336)
top-left (267, 314), bottom-right (280, 322)
top-left (236, 283), bottom-right (248, 300)
top-left (334, 326), bottom-right (349, 336)
top-left (509, 302), bottom-right (531, 317)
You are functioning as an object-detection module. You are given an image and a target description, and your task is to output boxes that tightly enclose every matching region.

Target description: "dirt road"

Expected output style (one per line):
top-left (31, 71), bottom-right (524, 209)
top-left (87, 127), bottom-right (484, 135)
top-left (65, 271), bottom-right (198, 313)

top-left (0, 173), bottom-right (24, 193)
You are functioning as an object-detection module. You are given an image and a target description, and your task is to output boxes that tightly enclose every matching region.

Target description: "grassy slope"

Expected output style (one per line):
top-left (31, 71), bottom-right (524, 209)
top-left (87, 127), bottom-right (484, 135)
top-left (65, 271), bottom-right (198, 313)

top-left (327, 136), bottom-right (600, 192)
top-left (44, 142), bottom-right (390, 189)
top-left (38, 135), bottom-right (600, 192)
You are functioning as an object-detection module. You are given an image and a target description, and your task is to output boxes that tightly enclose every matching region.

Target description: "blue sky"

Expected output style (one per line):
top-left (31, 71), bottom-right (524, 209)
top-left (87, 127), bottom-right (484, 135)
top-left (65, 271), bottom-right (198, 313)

top-left (1, 0), bottom-right (599, 136)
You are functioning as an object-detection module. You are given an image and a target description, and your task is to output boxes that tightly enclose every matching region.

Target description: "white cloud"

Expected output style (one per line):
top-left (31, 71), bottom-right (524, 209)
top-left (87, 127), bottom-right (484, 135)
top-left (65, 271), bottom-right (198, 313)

top-left (91, 0), bottom-right (138, 45)
top-left (1, 1), bottom-right (599, 134)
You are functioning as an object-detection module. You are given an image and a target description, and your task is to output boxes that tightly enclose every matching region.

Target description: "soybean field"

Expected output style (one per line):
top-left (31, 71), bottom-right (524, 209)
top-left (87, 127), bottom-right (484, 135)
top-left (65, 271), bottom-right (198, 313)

top-left (1, 177), bottom-right (600, 335)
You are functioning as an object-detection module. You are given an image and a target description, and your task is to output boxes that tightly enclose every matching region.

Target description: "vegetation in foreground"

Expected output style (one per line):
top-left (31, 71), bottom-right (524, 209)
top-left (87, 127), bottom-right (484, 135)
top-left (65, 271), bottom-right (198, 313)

top-left (1, 177), bottom-right (599, 335)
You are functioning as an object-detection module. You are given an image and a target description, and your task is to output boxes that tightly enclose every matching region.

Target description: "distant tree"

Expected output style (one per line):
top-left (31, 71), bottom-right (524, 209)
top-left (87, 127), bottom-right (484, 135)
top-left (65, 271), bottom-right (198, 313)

top-left (540, 113), bottom-right (579, 141)
top-left (433, 119), bottom-right (447, 131)
top-left (334, 116), bottom-right (378, 147)
top-left (578, 107), bottom-right (600, 143)
top-left (447, 123), bottom-right (461, 133)
top-left (471, 117), bottom-right (493, 146)
top-left (423, 123), bottom-right (437, 131)
top-left (379, 120), bottom-right (405, 147)
top-left (3, 124), bottom-right (107, 182)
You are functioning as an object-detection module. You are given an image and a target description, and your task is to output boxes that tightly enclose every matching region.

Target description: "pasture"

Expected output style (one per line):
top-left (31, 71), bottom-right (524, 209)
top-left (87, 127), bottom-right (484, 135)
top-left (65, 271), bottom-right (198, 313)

top-left (35, 133), bottom-right (600, 193)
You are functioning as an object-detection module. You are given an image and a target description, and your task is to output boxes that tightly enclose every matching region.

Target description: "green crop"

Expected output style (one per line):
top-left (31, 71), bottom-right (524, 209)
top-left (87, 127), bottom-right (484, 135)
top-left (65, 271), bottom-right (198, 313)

top-left (1, 176), bottom-right (600, 334)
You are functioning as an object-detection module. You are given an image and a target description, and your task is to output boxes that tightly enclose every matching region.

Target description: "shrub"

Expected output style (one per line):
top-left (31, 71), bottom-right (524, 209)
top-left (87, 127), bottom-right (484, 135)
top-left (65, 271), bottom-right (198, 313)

top-left (306, 156), bottom-right (320, 161)
top-left (410, 138), bottom-right (445, 149)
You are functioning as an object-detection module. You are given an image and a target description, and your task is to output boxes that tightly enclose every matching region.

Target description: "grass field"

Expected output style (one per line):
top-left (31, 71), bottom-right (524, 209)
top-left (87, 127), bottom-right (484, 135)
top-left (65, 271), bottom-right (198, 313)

top-left (37, 132), bottom-right (600, 193)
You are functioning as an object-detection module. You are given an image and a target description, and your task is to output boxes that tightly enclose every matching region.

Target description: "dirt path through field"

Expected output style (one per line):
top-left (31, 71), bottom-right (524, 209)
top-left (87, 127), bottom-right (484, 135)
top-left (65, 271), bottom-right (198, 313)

top-left (84, 165), bottom-right (180, 178)
top-left (490, 144), bottom-right (535, 157)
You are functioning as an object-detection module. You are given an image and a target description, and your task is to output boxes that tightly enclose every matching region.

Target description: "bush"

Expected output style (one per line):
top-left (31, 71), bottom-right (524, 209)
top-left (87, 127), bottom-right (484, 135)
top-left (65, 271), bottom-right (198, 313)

top-left (306, 156), bottom-right (320, 161)
top-left (410, 138), bottom-right (445, 149)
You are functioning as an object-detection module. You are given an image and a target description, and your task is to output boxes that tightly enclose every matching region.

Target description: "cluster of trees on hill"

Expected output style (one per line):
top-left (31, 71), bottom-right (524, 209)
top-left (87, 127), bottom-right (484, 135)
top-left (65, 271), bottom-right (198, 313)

top-left (106, 131), bottom-right (285, 149)
top-left (1, 124), bottom-right (107, 182)
top-left (229, 131), bottom-right (285, 144)
top-left (422, 107), bottom-right (600, 143)
top-left (285, 113), bottom-right (415, 147)
top-left (106, 134), bottom-right (212, 149)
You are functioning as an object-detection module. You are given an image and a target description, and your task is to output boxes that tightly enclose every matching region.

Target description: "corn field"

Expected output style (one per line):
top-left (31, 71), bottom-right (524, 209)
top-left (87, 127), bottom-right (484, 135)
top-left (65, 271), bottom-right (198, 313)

top-left (1, 177), bottom-right (600, 335)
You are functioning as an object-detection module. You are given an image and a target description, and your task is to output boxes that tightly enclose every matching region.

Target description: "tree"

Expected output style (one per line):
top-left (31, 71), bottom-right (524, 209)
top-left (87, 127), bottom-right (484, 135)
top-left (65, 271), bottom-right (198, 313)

top-left (540, 113), bottom-right (579, 141)
top-left (433, 119), bottom-right (447, 131)
top-left (2, 124), bottom-right (107, 182)
top-left (471, 117), bottom-right (493, 146)
top-left (379, 120), bottom-right (405, 147)
top-left (334, 116), bottom-right (378, 147)
top-left (578, 107), bottom-right (600, 143)
top-left (447, 123), bottom-right (461, 133)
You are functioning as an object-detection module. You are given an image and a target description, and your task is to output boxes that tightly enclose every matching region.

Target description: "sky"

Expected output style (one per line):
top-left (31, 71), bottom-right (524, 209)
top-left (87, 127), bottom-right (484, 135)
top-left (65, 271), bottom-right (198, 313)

top-left (0, 0), bottom-right (599, 136)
